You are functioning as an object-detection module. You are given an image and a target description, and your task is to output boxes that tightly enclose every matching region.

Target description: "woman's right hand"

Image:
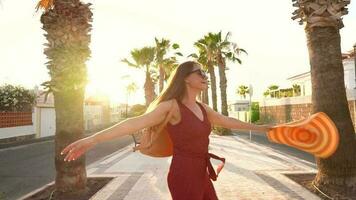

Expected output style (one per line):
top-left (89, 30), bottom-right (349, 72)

top-left (60, 136), bottom-right (96, 162)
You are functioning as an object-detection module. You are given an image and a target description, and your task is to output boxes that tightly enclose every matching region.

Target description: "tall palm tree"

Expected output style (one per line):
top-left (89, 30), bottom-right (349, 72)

top-left (161, 56), bottom-right (180, 87)
top-left (189, 51), bottom-right (210, 104)
top-left (122, 47), bottom-right (156, 106)
top-left (292, 84), bottom-right (301, 96)
top-left (36, 0), bottom-right (92, 196)
top-left (125, 82), bottom-right (138, 117)
top-left (237, 85), bottom-right (249, 99)
top-left (292, 0), bottom-right (356, 197)
top-left (154, 38), bottom-right (182, 93)
top-left (194, 36), bottom-right (218, 111)
top-left (213, 31), bottom-right (247, 117)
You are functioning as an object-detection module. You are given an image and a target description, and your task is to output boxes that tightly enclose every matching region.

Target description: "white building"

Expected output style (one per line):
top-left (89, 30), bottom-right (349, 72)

top-left (228, 100), bottom-right (251, 122)
top-left (287, 52), bottom-right (355, 97)
top-left (110, 104), bottom-right (128, 123)
top-left (0, 90), bottom-right (125, 141)
top-left (260, 51), bottom-right (356, 109)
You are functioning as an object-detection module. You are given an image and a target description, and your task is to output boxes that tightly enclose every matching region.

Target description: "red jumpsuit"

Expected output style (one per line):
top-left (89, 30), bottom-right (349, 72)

top-left (166, 100), bottom-right (225, 200)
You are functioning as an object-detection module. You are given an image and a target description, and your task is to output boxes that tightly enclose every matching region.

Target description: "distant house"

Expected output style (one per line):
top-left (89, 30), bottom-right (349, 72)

top-left (228, 100), bottom-right (251, 122)
top-left (84, 96), bottom-right (110, 130)
top-left (0, 89), bottom-right (125, 142)
top-left (0, 88), bottom-right (55, 142)
top-left (110, 104), bottom-right (128, 123)
top-left (287, 51), bottom-right (356, 97)
top-left (259, 50), bottom-right (356, 125)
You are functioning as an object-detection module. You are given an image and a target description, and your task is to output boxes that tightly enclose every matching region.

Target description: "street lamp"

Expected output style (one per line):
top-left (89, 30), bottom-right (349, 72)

top-left (354, 43), bottom-right (356, 89)
top-left (248, 84), bottom-right (253, 141)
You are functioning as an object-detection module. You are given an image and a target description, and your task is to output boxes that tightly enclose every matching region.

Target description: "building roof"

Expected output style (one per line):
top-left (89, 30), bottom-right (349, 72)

top-left (287, 49), bottom-right (355, 81)
top-left (36, 90), bottom-right (54, 105)
top-left (287, 71), bottom-right (310, 80)
top-left (229, 100), bottom-right (250, 105)
top-left (343, 51), bottom-right (355, 60)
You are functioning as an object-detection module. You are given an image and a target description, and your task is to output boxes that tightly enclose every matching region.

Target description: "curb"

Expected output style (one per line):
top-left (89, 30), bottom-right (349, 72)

top-left (18, 175), bottom-right (117, 200)
top-left (232, 130), bottom-right (269, 139)
top-left (0, 131), bottom-right (99, 150)
top-left (17, 181), bottom-right (55, 200)
top-left (0, 136), bottom-right (54, 149)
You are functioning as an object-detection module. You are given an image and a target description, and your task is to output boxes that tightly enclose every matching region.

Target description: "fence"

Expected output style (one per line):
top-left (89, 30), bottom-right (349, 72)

top-left (0, 112), bottom-right (33, 128)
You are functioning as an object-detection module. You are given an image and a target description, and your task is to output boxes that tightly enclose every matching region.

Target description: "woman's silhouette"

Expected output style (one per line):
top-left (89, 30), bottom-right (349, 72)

top-left (61, 61), bottom-right (272, 200)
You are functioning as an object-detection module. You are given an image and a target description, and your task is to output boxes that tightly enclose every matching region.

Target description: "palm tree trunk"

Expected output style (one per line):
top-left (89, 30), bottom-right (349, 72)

top-left (40, 0), bottom-right (92, 196)
top-left (54, 90), bottom-right (88, 195)
top-left (217, 57), bottom-right (229, 116)
top-left (144, 66), bottom-right (156, 106)
top-left (217, 56), bottom-right (231, 135)
top-left (159, 64), bottom-right (164, 93)
top-left (207, 62), bottom-right (218, 111)
top-left (307, 26), bottom-right (356, 194)
top-left (202, 88), bottom-right (209, 105)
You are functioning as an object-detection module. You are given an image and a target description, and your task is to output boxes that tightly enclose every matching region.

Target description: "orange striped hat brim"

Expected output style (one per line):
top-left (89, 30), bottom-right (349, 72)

top-left (267, 112), bottom-right (339, 158)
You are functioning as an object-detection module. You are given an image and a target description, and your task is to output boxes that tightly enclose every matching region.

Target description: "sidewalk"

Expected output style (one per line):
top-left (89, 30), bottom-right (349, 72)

top-left (87, 134), bottom-right (320, 200)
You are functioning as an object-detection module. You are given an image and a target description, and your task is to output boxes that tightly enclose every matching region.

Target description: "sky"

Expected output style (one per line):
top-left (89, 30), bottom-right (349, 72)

top-left (0, 0), bottom-right (355, 106)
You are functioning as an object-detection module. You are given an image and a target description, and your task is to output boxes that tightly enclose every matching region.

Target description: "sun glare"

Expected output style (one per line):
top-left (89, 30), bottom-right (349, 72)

top-left (85, 61), bottom-right (146, 105)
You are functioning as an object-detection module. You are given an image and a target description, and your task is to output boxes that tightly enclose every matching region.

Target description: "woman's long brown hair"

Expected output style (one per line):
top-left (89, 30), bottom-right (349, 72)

top-left (146, 61), bottom-right (202, 112)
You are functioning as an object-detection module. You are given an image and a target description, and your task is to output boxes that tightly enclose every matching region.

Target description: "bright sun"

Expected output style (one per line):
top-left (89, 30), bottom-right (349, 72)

top-left (85, 62), bottom-right (146, 105)
top-left (85, 81), bottom-right (124, 104)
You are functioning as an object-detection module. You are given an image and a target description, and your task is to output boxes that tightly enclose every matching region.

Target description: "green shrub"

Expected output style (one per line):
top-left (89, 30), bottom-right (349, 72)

top-left (0, 84), bottom-right (36, 112)
top-left (251, 102), bottom-right (260, 123)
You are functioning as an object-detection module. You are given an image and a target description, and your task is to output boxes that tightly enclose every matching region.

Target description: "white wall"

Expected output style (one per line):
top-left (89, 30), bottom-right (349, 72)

top-left (84, 105), bottom-right (104, 130)
top-left (229, 111), bottom-right (250, 122)
top-left (0, 113), bottom-right (35, 139)
top-left (260, 95), bottom-right (312, 107)
top-left (39, 107), bottom-right (55, 137)
top-left (288, 59), bottom-right (355, 97)
top-left (344, 59), bottom-right (355, 89)
top-left (0, 104), bottom-right (115, 140)
top-left (228, 101), bottom-right (250, 122)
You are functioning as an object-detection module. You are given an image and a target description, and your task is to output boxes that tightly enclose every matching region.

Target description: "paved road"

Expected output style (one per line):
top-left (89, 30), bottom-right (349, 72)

top-left (0, 135), bottom-right (133, 200)
top-left (0, 131), bottom-right (317, 200)
top-left (233, 131), bottom-right (316, 169)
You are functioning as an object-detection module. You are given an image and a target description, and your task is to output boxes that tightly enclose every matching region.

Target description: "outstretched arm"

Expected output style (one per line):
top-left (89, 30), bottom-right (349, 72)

top-left (91, 100), bottom-right (171, 144)
top-left (61, 100), bottom-right (173, 161)
top-left (201, 103), bottom-right (272, 133)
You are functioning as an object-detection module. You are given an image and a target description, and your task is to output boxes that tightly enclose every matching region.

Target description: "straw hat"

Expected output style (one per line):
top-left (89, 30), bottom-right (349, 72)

top-left (267, 112), bottom-right (339, 158)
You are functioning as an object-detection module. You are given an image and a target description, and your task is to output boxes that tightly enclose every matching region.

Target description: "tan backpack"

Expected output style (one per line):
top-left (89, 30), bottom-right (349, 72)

top-left (132, 99), bottom-right (176, 157)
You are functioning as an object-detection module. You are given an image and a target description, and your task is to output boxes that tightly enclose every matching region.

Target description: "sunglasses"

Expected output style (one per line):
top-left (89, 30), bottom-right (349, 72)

top-left (188, 69), bottom-right (207, 78)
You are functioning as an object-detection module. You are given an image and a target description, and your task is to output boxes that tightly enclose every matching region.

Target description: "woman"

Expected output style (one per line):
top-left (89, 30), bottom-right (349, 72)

top-left (61, 61), bottom-right (272, 200)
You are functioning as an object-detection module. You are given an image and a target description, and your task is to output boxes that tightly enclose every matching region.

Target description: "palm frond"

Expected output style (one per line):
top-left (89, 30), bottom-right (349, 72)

top-left (172, 43), bottom-right (180, 49)
top-left (36, 0), bottom-right (54, 11)
top-left (188, 53), bottom-right (198, 58)
top-left (121, 58), bottom-right (139, 68)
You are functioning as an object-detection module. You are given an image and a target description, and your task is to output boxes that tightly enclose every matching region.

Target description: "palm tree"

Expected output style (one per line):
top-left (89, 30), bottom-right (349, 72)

top-left (263, 90), bottom-right (270, 98)
top-left (237, 85), bottom-right (249, 99)
top-left (292, 84), bottom-right (301, 96)
top-left (36, 0), bottom-right (92, 196)
top-left (125, 82), bottom-right (138, 117)
top-left (292, 0), bottom-right (356, 197)
top-left (154, 38), bottom-right (182, 93)
top-left (194, 36), bottom-right (218, 111)
top-left (213, 31), bottom-right (247, 117)
top-left (189, 51), bottom-right (210, 104)
top-left (161, 56), bottom-right (179, 81)
top-left (122, 47), bottom-right (156, 106)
